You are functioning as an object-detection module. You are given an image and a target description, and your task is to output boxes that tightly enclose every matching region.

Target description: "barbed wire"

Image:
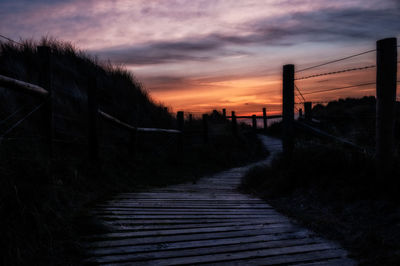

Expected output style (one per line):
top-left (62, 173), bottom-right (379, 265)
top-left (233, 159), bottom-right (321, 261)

top-left (294, 84), bottom-right (306, 102)
top-left (0, 100), bottom-right (46, 143)
top-left (0, 34), bottom-right (23, 46)
top-left (296, 49), bottom-right (376, 73)
top-left (295, 65), bottom-right (376, 81)
top-left (295, 92), bottom-right (303, 103)
top-left (302, 82), bottom-right (376, 96)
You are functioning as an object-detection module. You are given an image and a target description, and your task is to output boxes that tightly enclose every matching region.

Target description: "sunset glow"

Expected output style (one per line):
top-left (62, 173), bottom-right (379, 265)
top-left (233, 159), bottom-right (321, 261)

top-left (1, 0), bottom-right (399, 115)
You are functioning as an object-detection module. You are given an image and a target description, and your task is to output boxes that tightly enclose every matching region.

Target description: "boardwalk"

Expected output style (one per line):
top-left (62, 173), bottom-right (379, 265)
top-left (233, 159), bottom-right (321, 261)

top-left (85, 135), bottom-right (356, 265)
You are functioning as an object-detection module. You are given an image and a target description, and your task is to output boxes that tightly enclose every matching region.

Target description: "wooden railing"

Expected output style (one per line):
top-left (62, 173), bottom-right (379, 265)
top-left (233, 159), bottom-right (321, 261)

top-left (0, 46), bottom-right (183, 179)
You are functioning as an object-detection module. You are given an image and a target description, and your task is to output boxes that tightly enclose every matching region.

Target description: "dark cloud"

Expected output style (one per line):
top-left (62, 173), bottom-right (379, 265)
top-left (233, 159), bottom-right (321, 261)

top-left (95, 39), bottom-right (248, 65)
top-left (95, 5), bottom-right (400, 66)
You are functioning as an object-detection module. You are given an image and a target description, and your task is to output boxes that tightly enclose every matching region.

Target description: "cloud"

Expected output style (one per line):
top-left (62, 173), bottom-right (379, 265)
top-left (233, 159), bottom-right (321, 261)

top-left (94, 38), bottom-right (250, 65)
top-left (92, 4), bottom-right (400, 66)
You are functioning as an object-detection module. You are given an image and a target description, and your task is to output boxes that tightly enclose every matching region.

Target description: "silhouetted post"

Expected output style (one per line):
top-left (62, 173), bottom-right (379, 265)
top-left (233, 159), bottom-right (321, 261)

top-left (177, 111), bottom-right (184, 152)
top-left (304, 102), bottom-right (312, 121)
top-left (189, 114), bottom-right (193, 127)
top-left (283, 64), bottom-right (294, 158)
top-left (222, 109), bottom-right (226, 119)
top-left (202, 114), bottom-right (209, 144)
top-left (299, 108), bottom-right (303, 118)
top-left (38, 46), bottom-right (53, 181)
top-left (177, 111), bottom-right (184, 131)
top-left (231, 111), bottom-right (237, 136)
top-left (88, 76), bottom-right (99, 162)
top-left (252, 115), bottom-right (257, 131)
top-left (262, 108), bottom-right (267, 131)
top-left (376, 37), bottom-right (397, 177)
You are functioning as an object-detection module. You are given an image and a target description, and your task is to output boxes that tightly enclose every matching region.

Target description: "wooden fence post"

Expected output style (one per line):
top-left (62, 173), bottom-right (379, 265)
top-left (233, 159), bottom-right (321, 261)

top-left (189, 114), bottom-right (193, 127)
top-left (304, 102), bottom-right (312, 121)
top-left (222, 109), bottom-right (226, 119)
top-left (262, 107), bottom-right (267, 131)
top-left (202, 114), bottom-right (209, 144)
top-left (177, 111), bottom-right (184, 152)
top-left (376, 37), bottom-right (397, 177)
top-left (231, 111), bottom-right (237, 136)
top-left (88, 76), bottom-right (99, 162)
top-left (283, 64), bottom-right (294, 158)
top-left (38, 46), bottom-right (53, 181)
top-left (252, 115), bottom-right (257, 131)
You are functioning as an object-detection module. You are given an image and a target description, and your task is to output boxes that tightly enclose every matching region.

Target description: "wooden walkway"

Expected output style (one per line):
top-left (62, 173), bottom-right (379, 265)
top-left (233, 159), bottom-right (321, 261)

top-left (85, 135), bottom-right (356, 265)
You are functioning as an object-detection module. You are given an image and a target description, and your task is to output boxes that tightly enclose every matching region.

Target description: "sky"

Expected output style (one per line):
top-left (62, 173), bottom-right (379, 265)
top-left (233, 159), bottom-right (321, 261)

top-left (1, 0), bottom-right (399, 115)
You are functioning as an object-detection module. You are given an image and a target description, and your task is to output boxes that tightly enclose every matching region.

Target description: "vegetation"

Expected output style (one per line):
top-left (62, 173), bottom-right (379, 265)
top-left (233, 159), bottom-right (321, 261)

top-left (0, 39), bottom-right (267, 265)
top-left (241, 97), bottom-right (400, 266)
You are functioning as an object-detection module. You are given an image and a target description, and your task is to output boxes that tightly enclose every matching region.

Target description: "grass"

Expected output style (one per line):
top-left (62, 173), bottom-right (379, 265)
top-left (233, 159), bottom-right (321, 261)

top-left (241, 97), bottom-right (400, 266)
top-left (0, 38), bottom-right (267, 265)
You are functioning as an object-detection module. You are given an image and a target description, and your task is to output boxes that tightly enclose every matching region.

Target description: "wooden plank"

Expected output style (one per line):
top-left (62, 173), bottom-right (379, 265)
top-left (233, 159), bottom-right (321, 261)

top-left (293, 258), bottom-right (357, 266)
top-left (96, 214), bottom-right (282, 220)
top-left (91, 209), bottom-right (276, 215)
top-left (95, 205), bottom-right (273, 210)
top-left (208, 249), bottom-right (350, 266)
top-left (87, 238), bottom-right (325, 264)
top-left (87, 230), bottom-right (313, 256)
top-left (87, 223), bottom-right (291, 240)
top-left (110, 243), bottom-right (342, 266)
top-left (101, 217), bottom-right (288, 225)
top-left (86, 226), bottom-right (305, 248)
top-left (102, 220), bottom-right (287, 231)
top-left (96, 204), bottom-right (274, 209)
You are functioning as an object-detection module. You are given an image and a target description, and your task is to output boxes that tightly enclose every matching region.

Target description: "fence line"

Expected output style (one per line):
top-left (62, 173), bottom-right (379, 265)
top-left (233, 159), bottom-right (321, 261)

top-left (285, 37), bottom-right (398, 178)
top-left (296, 49), bottom-right (376, 73)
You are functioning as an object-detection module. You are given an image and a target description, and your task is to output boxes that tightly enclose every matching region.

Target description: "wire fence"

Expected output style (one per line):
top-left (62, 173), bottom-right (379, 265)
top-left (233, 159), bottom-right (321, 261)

top-left (292, 38), bottom-right (398, 159)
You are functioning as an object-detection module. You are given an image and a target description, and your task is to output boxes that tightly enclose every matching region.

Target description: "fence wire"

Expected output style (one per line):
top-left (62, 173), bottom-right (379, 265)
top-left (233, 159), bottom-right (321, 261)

top-left (0, 100), bottom-right (46, 143)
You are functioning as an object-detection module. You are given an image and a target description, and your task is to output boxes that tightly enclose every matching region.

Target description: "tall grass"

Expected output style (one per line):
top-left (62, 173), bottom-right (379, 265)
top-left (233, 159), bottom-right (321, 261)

top-left (0, 38), bottom-right (267, 265)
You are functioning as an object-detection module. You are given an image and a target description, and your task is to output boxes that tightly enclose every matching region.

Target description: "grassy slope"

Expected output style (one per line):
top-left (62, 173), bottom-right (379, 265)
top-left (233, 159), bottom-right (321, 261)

top-left (241, 98), bottom-right (400, 266)
top-left (0, 39), bottom-right (267, 265)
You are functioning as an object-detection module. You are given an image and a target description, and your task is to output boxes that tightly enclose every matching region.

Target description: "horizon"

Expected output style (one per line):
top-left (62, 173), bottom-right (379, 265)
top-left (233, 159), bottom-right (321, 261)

top-left (1, 0), bottom-right (399, 115)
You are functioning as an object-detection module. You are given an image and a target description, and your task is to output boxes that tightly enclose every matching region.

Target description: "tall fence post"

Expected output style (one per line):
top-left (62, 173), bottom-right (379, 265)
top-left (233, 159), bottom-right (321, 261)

top-left (189, 114), bottom-right (193, 127)
top-left (222, 109), bottom-right (226, 119)
top-left (38, 46), bottom-right (53, 181)
top-left (376, 37), bottom-right (397, 177)
top-left (304, 102), bottom-right (312, 121)
top-left (283, 64), bottom-right (295, 158)
top-left (252, 115), bottom-right (257, 131)
top-left (231, 111), bottom-right (237, 136)
top-left (177, 111), bottom-right (184, 152)
top-left (202, 114), bottom-right (209, 144)
top-left (88, 76), bottom-right (99, 162)
top-left (262, 107), bottom-right (267, 131)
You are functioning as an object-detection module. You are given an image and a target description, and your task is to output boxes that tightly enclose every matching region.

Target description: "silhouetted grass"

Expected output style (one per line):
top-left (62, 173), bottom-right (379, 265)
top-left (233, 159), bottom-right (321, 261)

top-left (241, 96), bottom-right (400, 265)
top-left (0, 39), bottom-right (267, 265)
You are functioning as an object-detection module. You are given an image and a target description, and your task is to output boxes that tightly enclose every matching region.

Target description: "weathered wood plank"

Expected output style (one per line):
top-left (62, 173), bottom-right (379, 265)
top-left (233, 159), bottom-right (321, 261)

top-left (102, 220), bottom-right (286, 231)
top-left (87, 231), bottom-right (314, 256)
top-left (87, 223), bottom-right (293, 240)
top-left (111, 244), bottom-right (344, 265)
top-left (87, 226), bottom-right (306, 248)
top-left (87, 238), bottom-right (326, 264)
top-left (207, 249), bottom-right (350, 266)
top-left (84, 135), bottom-right (355, 265)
